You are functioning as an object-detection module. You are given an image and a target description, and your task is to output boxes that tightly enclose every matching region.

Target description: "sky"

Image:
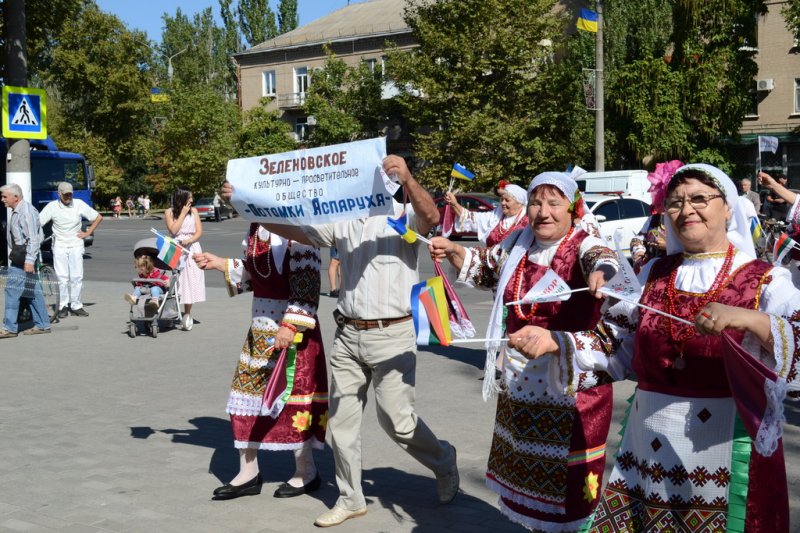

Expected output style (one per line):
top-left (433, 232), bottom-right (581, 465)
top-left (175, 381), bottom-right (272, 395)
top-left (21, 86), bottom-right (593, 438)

top-left (95, 1), bottom-right (361, 43)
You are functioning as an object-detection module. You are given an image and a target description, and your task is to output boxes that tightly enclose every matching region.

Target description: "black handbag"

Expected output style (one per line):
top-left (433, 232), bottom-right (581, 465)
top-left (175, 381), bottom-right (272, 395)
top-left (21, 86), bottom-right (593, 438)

top-left (9, 242), bottom-right (27, 268)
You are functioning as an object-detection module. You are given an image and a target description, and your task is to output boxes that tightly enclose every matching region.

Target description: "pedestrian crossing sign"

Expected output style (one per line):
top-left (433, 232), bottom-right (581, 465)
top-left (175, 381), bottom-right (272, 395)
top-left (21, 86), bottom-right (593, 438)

top-left (2, 85), bottom-right (47, 139)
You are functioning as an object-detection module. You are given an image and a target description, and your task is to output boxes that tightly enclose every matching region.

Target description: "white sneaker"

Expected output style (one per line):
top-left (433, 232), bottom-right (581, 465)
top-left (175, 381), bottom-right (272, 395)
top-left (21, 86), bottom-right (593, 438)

top-left (314, 506), bottom-right (367, 527)
top-left (436, 445), bottom-right (459, 504)
top-left (181, 314), bottom-right (193, 331)
top-left (124, 294), bottom-right (137, 305)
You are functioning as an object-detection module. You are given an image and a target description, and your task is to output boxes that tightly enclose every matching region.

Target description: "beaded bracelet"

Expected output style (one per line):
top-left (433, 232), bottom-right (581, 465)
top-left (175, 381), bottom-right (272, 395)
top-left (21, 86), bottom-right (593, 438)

top-left (279, 322), bottom-right (298, 333)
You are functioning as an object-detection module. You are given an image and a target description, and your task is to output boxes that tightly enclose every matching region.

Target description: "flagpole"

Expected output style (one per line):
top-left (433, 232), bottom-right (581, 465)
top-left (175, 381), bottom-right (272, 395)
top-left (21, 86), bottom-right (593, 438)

top-left (594, 0), bottom-right (604, 171)
top-left (450, 338), bottom-right (508, 344)
top-left (598, 289), bottom-right (694, 326)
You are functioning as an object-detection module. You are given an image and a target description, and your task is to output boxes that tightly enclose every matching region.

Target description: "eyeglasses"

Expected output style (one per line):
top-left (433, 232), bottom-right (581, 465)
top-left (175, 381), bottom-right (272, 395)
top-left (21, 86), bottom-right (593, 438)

top-left (665, 193), bottom-right (724, 213)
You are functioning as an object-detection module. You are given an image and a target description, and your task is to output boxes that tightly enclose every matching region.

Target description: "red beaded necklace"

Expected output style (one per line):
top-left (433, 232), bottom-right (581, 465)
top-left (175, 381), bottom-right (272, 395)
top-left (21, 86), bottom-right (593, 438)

top-left (248, 228), bottom-right (272, 279)
top-left (511, 226), bottom-right (574, 320)
top-left (665, 243), bottom-right (735, 366)
top-left (494, 210), bottom-right (525, 241)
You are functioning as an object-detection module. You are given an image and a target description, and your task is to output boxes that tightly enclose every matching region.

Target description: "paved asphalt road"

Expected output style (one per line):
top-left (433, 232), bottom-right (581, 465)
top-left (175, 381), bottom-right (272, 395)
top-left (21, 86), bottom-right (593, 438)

top-left (0, 215), bottom-right (798, 531)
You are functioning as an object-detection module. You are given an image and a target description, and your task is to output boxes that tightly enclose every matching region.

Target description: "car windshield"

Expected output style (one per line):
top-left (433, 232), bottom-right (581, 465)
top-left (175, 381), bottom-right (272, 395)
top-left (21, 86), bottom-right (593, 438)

top-left (195, 197), bottom-right (213, 206)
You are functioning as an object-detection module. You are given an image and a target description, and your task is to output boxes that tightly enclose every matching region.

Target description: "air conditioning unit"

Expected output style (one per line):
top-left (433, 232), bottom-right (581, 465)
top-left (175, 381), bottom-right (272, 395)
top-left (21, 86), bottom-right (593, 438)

top-left (757, 78), bottom-right (775, 91)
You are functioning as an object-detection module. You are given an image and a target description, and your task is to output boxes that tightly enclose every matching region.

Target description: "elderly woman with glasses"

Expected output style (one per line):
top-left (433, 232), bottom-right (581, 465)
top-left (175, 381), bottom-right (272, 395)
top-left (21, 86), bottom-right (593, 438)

top-left (430, 170), bottom-right (619, 532)
top-left (509, 164), bottom-right (800, 532)
top-left (444, 181), bottom-right (529, 246)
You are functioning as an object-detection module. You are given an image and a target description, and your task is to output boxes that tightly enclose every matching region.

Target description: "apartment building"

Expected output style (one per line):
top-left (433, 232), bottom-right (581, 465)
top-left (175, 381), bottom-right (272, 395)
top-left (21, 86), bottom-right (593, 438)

top-left (736, 1), bottom-right (800, 185)
top-left (232, 0), bottom-right (415, 144)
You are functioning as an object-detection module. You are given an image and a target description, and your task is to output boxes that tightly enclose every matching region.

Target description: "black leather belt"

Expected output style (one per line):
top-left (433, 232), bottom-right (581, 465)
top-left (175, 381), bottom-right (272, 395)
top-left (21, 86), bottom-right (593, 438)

top-left (333, 310), bottom-right (412, 330)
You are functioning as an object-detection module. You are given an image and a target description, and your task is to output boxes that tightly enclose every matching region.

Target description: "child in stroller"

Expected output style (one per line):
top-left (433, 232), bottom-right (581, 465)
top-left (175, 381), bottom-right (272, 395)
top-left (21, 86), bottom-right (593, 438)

top-left (124, 255), bottom-right (169, 312)
top-left (127, 237), bottom-right (185, 337)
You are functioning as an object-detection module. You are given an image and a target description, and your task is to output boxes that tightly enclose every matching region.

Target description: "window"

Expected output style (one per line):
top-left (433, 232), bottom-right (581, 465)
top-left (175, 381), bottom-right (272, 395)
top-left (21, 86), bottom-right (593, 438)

top-left (592, 200), bottom-right (621, 221)
top-left (262, 70), bottom-right (276, 97)
top-left (795, 79), bottom-right (800, 114)
top-left (745, 90), bottom-right (758, 118)
top-left (620, 199), bottom-right (649, 218)
top-left (365, 58), bottom-right (378, 74)
top-left (294, 67), bottom-right (308, 95)
top-left (295, 117), bottom-right (308, 141)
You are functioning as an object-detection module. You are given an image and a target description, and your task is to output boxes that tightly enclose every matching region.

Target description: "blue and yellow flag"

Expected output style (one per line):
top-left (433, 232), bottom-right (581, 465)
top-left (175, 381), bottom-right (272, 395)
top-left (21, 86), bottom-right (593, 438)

top-left (577, 8), bottom-right (598, 33)
top-left (451, 163), bottom-right (475, 181)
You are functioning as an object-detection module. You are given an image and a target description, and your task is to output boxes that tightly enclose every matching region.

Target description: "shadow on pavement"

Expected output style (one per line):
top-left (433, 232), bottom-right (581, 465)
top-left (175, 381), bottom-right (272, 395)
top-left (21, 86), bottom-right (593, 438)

top-left (423, 344), bottom-right (486, 371)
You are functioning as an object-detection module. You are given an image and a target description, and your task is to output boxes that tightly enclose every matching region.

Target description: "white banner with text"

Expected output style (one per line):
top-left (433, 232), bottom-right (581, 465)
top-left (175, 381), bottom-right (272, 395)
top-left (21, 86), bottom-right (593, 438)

top-left (226, 137), bottom-right (396, 225)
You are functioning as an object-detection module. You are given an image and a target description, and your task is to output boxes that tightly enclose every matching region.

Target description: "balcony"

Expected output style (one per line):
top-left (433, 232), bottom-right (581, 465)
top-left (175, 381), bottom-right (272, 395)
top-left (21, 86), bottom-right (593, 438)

top-left (277, 92), bottom-right (307, 109)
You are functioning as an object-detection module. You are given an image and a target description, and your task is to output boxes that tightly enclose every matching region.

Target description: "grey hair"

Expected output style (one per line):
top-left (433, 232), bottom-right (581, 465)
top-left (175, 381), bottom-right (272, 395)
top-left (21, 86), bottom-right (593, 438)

top-left (0, 183), bottom-right (23, 199)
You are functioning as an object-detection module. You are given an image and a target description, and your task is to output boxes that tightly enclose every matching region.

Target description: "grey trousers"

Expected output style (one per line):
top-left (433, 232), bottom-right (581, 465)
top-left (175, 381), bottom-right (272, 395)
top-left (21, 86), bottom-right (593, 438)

top-left (328, 319), bottom-right (453, 511)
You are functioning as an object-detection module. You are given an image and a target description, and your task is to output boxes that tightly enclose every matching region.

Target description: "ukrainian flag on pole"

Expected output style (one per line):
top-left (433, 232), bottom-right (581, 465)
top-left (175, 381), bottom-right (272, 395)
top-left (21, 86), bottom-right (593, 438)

top-left (577, 8), bottom-right (598, 33)
top-left (451, 163), bottom-right (475, 182)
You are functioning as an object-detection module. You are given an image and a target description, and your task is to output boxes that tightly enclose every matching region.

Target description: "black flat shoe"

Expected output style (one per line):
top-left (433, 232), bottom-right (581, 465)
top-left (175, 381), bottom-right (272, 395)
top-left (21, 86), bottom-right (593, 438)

top-left (212, 473), bottom-right (262, 500)
top-left (273, 473), bottom-right (322, 498)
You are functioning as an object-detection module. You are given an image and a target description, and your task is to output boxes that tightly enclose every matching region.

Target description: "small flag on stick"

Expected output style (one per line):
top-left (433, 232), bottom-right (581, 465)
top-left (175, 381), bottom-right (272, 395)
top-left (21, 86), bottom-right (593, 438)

top-left (411, 276), bottom-right (452, 346)
top-left (577, 8), bottom-right (598, 32)
top-left (505, 270), bottom-right (581, 306)
top-left (773, 232), bottom-right (800, 265)
top-left (150, 228), bottom-right (190, 270)
top-left (387, 213), bottom-right (431, 244)
top-left (758, 135), bottom-right (779, 154)
top-left (451, 163), bottom-right (475, 182)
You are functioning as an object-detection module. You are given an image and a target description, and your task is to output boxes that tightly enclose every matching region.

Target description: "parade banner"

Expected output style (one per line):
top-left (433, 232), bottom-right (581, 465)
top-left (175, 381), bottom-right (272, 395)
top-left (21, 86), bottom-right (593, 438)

top-left (226, 137), bottom-right (395, 225)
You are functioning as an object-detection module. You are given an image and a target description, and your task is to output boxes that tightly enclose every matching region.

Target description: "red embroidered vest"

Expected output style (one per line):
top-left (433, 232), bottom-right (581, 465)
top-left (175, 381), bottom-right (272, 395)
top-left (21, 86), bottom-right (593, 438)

top-left (245, 223), bottom-right (291, 300)
top-left (503, 230), bottom-right (603, 333)
top-left (486, 216), bottom-right (528, 247)
top-left (634, 254), bottom-right (772, 397)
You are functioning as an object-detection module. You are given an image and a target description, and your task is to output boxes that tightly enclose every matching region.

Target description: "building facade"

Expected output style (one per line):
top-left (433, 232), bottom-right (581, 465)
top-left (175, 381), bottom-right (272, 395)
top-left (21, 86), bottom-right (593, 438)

top-left (735, 1), bottom-right (800, 187)
top-left (233, 0), bottom-right (415, 144)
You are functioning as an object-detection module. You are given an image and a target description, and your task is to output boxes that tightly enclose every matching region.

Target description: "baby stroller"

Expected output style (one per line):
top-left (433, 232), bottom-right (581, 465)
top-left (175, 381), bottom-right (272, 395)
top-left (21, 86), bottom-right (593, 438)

top-left (127, 237), bottom-right (186, 338)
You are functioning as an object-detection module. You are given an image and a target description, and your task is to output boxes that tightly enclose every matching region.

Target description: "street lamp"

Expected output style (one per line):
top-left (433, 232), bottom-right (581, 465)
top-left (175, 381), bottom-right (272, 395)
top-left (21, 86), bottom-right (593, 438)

top-left (167, 46), bottom-right (189, 81)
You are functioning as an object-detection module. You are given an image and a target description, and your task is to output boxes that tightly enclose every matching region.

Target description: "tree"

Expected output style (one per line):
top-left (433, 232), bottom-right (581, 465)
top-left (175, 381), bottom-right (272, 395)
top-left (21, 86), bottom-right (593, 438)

top-left (219, 0), bottom-right (243, 98)
top-left (45, 4), bottom-right (156, 197)
top-left (278, 0), bottom-right (298, 34)
top-left (238, 97), bottom-right (296, 157)
top-left (389, 0), bottom-right (568, 190)
top-left (784, 0), bottom-right (800, 42)
top-left (238, 0), bottom-right (277, 47)
top-left (302, 49), bottom-right (387, 147)
top-left (157, 84), bottom-right (239, 195)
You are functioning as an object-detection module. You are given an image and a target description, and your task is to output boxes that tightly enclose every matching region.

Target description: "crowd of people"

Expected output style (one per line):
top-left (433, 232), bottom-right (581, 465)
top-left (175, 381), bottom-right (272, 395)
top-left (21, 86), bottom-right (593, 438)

top-left (3, 157), bottom-right (800, 531)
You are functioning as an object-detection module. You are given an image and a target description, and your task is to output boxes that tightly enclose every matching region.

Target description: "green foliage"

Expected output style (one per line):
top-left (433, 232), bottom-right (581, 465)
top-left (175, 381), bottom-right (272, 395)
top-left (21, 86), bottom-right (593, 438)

top-left (238, 0), bottom-right (277, 46)
top-left (157, 84), bottom-right (239, 195)
top-left (302, 50), bottom-right (387, 147)
top-left (389, 0), bottom-right (568, 190)
top-left (784, 0), bottom-right (800, 42)
top-left (278, 0), bottom-right (298, 34)
top-left (238, 97), bottom-right (296, 157)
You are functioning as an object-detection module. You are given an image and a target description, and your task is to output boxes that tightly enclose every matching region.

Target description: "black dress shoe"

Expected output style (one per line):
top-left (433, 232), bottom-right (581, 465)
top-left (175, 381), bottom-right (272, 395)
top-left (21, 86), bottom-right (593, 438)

top-left (273, 473), bottom-right (322, 498)
top-left (212, 473), bottom-right (262, 500)
top-left (57, 307), bottom-right (69, 319)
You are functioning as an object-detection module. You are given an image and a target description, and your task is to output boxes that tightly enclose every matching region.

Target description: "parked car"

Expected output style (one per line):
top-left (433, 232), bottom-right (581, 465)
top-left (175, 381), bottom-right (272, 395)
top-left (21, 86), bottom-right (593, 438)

top-left (194, 197), bottom-right (235, 221)
top-left (583, 193), bottom-right (651, 257)
top-left (433, 193), bottom-right (500, 239)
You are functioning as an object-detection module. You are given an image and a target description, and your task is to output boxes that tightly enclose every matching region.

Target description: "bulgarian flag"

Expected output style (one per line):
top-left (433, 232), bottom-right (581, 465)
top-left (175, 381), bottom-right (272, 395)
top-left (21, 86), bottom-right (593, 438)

top-left (151, 228), bottom-right (189, 270)
top-left (773, 233), bottom-right (800, 265)
top-left (411, 276), bottom-right (452, 346)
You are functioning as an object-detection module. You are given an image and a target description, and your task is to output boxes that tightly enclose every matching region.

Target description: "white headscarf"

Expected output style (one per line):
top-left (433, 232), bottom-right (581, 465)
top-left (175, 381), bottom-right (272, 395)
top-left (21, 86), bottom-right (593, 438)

top-left (663, 163), bottom-right (756, 258)
top-left (499, 184), bottom-right (528, 207)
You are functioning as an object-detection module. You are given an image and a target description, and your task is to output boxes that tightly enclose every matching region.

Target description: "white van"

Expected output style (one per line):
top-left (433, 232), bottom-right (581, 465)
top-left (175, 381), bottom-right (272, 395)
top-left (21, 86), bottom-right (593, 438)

top-left (576, 170), bottom-right (651, 202)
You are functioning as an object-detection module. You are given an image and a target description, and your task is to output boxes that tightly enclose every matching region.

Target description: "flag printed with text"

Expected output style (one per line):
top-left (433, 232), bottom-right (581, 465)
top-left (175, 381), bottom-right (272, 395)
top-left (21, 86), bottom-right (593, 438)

top-left (758, 135), bottom-right (779, 154)
top-left (411, 276), bottom-right (452, 346)
top-left (156, 234), bottom-right (185, 269)
top-left (509, 269), bottom-right (573, 305)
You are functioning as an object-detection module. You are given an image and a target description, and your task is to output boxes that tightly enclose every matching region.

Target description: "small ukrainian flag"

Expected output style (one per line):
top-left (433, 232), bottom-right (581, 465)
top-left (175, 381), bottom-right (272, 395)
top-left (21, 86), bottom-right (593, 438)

top-left (750, 217), bottom-right (763, 245)
top-left (577, 8), bottom-right (598, 33)
top-left (451, 163), bottom-right (475, 181)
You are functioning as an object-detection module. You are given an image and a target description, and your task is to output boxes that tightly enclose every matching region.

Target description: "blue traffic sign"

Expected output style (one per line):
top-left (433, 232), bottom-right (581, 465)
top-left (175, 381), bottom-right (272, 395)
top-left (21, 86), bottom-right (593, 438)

top-left (3, 86), bottom-right (47, 139)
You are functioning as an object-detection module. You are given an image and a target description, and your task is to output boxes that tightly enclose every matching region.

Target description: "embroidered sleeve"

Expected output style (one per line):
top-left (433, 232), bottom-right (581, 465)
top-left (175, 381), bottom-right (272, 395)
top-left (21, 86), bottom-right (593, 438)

top-left (578, 235), bottom-right (619, 280)
top-left (546, 299), bottom-right (638, 396)
top-left (282, 243), bottom-right (321, 331)
top-left (756, 267), bottom-right (800, 393)
top-left (457, 240), bottom-right (511, 291)
top-left (786, 195), bottom-right (800, 224)
top-left (224, 258), bottom-right (251, 297)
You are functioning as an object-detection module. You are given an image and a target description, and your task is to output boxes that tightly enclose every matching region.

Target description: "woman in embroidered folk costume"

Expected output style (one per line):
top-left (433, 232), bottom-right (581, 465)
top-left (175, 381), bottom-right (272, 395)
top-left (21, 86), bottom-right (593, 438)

top-left (444, 181), bottom-right (529, 246)
top-left (194, 223), bottom-right (328, 500)
top-left (429, 169), bottom-right (619, 532)
top-left (510, 163), bottom-right (800, 532)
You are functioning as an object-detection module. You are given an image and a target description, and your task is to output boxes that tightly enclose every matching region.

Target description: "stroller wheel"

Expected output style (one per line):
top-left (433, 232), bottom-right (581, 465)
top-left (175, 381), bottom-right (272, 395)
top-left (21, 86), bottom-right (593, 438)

top-left (128, 323), bottom-right (136, 338)
top-left (151, 322), bottom-right (159, 338)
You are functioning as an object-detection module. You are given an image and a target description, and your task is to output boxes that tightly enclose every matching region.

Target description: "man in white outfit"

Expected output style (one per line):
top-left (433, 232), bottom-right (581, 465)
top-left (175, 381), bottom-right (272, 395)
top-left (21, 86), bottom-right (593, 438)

top-left (39, 182), bottom-right (102, 317)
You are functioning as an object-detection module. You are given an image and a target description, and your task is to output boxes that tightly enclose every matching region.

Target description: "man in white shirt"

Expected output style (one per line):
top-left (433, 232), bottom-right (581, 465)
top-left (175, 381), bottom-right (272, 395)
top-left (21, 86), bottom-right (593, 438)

top-left (39, 182), bottom-right (102, 317)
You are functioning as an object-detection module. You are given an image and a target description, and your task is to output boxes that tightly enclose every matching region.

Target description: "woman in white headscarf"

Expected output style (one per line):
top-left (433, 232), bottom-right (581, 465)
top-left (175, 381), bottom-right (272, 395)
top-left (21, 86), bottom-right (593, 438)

top-left (444, 181), bottom-right (529, 246)
top-left (508, 164), bottom-right (800, 532)
top-left (430, 170), bottom-right (619, 532)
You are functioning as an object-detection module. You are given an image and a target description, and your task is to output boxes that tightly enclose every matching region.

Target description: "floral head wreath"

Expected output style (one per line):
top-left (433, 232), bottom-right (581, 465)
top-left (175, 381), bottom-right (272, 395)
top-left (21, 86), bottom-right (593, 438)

top-left (647, 160), bottom-right (683, 215)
